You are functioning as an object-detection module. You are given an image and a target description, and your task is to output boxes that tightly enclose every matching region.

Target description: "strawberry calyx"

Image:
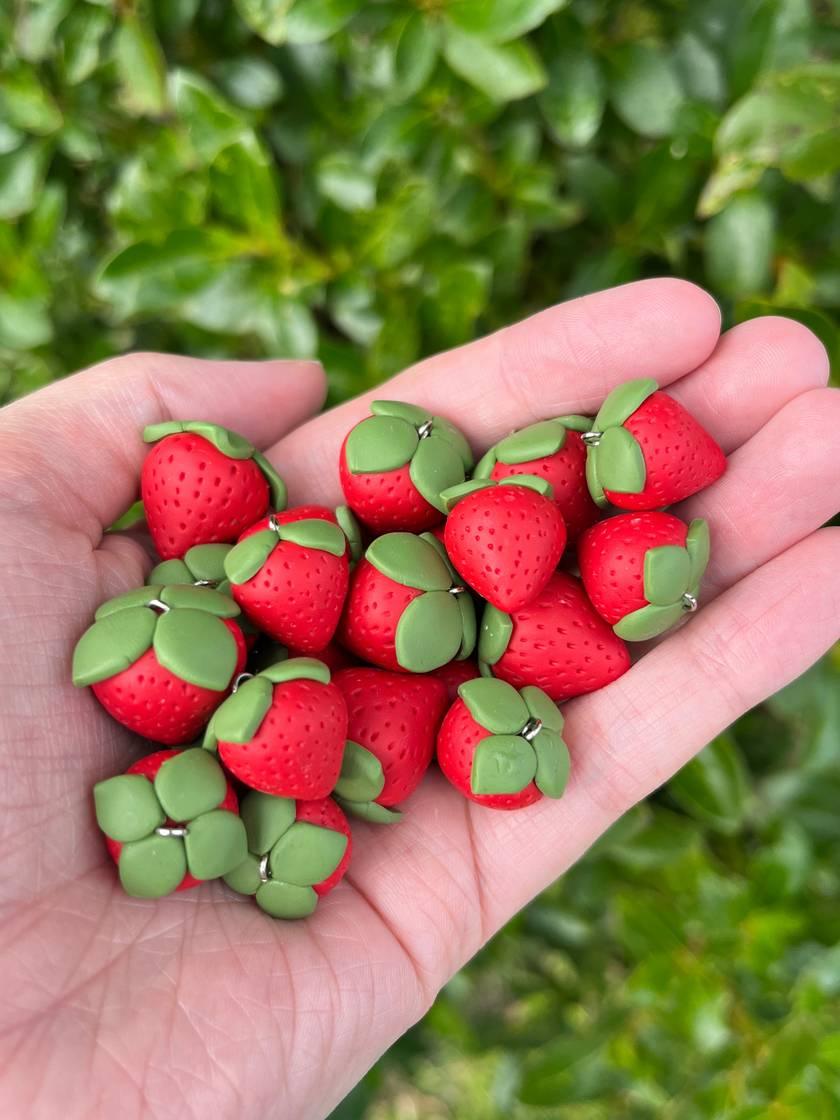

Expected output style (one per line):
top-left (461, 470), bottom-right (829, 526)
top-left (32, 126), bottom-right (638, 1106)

top-left (224, 791), bottom-right (349, 919)
top-left (440, 474), bottom-right (553, 512)
top-left (459, 679), bottom-right (570, 799)
top-left (142, 420), bottom-right (287, 510)
top-left (476, 603), bottom-right (514, 673)
top-left (150, 543), bottom-right (233, 595)
top-left (344, 400), bottom-right (473, 514)
top-left (613, 518), bottom-right (710, 641)
top-left (333, 740), bottom-right (402, 823)
top-left (582, 378), bottom-right (659, 507)
top-left (93, 748), bottom-right (247, 898)
top-left (473, 415), bottom-right (593, 477)
top-left (72, 584), bottom-right (242, 691)
top-left (224, 512), bottom-right (349, 586)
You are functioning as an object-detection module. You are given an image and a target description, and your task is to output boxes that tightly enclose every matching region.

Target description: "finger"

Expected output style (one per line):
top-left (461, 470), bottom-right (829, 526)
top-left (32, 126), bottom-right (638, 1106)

top-left (267, 279), bottom-right (721, 506)
top-left (668, 316), bottom-right (830, 453)
top-left (0, 354), bottom-right (325, 536)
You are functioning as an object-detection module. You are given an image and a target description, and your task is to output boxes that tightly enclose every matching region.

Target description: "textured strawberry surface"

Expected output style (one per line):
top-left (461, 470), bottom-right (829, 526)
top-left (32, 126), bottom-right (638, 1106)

top-left (426, 658), bottom-right (480, 704)
top-left (436, 699), bottom-right (541, 810)
top-left (233, 507), bottom-right (349, 653)
top-left (295, 797), bottom-right (352, 895)
top-left (92, 619), bottom-right (247, 745)
top-left (492, 572), bottom-right (630, 702)
top-left (489, 431), bottom-right (599, 544)
top-left (105, 749), bottom-right (239, 892)
top-left (604, 392), bottom-right (726, 510)
top-left (287, 640), bottom-right (357, 673)
top-left (141, 433), bottom-right (270, 559)
top-left (334, 668), bottom-right (447, 805)
top-left (218, 678), bottom-right (348, 798)
top-left (339, 433), bottom-right (442, 534)
top-left (337, 559), bottom-right (423, 671)
top-left (444, 484), bottom-right (567, 611)
top-left (578, 511), bottom-right (689, 623)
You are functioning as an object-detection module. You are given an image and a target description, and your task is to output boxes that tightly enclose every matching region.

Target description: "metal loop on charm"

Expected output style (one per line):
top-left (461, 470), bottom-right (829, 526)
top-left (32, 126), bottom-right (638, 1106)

top-left (416, 420), bottom-right (434, 439)
top-left (231, 672), bottom-right (255, 693)
top-left (192, 578), bottom-right (217, 588)
top-left (147, 598), bottom-right (171, 613)
top-left (268, 514), bottom-right (282, 533)
top-left (681, 592), bottom-right (699, 613)
top-left (520, 717), bottom-right (543, 743)
top-left (258, 854), bottom-right (271, 884)
top-left (155, 826), bottom-right (188, 838)
top-left (581, 430), bottom-right (603, 447)
top-left (448, 585), bottom-right (467, 596)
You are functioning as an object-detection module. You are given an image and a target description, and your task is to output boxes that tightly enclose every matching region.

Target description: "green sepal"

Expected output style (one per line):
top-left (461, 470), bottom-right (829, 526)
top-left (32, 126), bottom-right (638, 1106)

top-left (556, 414), bottom-right (595, 432)
top-left (686, 519), bottom-right (711, 586)
top-left (533, 728), bottom-right (571, 799)
top-left (184, 543), bottom-right (233, 583)
top-left (520, 686), bottom-right (564, 732)
top-left (106, 499), bottom-right (145, 533)
top-left (93, 774), bottom-right (164, 843)
top-left (224, 529), bottom-right (278, 585)
top-left (240, 790), bottom-right (296, 854)
top-left (184, 810), bottom-right (248, 880)
top-left (152, 608), bottom-right (238, 690)
top-left (258, 657), bottom-right (331, 685)
top-left (593, 378), bottom-right (658, 430)
top-left (159, 584), bottom-right (239, 617)
top-left (498, 474), bottom-right (553, 498)
top-left (150, 559), bottom-right (192, 585)
top-left (586, 446), bottom-right (606, 507)
top-left (592, 426), bottom-right (646, 495)
top-left (335, 741), bottom-right (386, 803)
top-left (334, 796), bottom-right (403, 824)
top-left (472, 447), bottom-right (497, 479)
top-left (478, 660), bottom-right (494, 678)
top-left (345, 414), bottom-right (418, 473)
top-left (470, 735), bottom-right (537, 796)
top-left (495, 419), bottom-right (567, 464)
top-left (212, 676), bottom-right (273, 744)
top-left (268, 821), bottom-right (348, 887)
top-left (366, 532), bottom-right (451, 591)
top-left (251, 449), bottom-right (287, 510)
top-left (94, 586), bottom-right (163, 618)
top-left (614, 601), bottom-right (686, 641)
top-left (458, 678), bottom-right (529, 735)
top-left (223, 853), bottom-right (262, 896)
top-left (336, 505), bottom-right (363, 564)
top-left (409, 434), bottom-right (467, 513)
top-left (72, 607), bottom-right (157, 687)
top-left (395, 590), bottom-right (463, 672)
top-left (456, 593), bottom-right (477, 660)
top-left (143, 420), bottom-right (254, 459)
top-left (154, 747), bottom-right (227, 821)
top-left (477, 603), bottom-right (513, 667)
top-left (278, 518), bottom-right (346, 557)
top-left (370, 399), bottom-right (430, 426)
top-left (118, 834), bottom-right (187, 899)
top-left (431, 416), bottom-right (474, 470)
top-left (255, 880), bottom-right (318, 919)
top-left (644, 545), bottom-right (691, 606)
top-left (440, 478), bottom-right (494, 511)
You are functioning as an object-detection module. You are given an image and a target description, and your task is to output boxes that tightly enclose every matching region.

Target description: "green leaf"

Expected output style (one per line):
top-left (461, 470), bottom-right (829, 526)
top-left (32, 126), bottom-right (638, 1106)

top-left (234, 0), bottom-right (292, 44)
top-left (62, 5), bottom-right (113, 85)
top-left (394, 14), bottom-right (440, 100)
top-left (334, 797), bottom-right (402, 824)
top-left (113, 13), bottom-right (168, 118)
top-left (171, 70), bottom-right (245, 162)
top-left (644, 546), bottom-right (691, 606)
top-left (0, 140), bottom-right (51, 221)
top-left (259, 657), bottom-right (331, 684)
top-left (0, 65), bottom-right (63, 135)
top-left (366, 533), bottom-right (452, 591)
top-left (316, 152), bottom-right (376, 212)
top-left (613, 601), bottom-right (685, 641)
top-left (459, 678), bottom-right (529, 735)
top-left (395, 590), bottom-right (464, 672)
top-left (345, 414), bottom-right (418, 474)
top-left (279, 518), bottom-right (346, 557)
top-left (674, 32), bottom-right (727, 106)
top-left (533, 728), bottom-right (570, 798)
top-left (444, 0), bottom-right (568, 43)
top-left (594, 378), bottom-right (658, 430)
top-left (159, 584), bottom-right (239, 616)
top-left (0, 293), bottom-right (52, 349)
top-left (608, 44), bottom-right (685, 139)
top-left (520, 686), bottom-right (563, 732)
top-left (268, 821), bottom-right (348, 886)
top-left (14, 0), bottom-right (73, 64)
top-left (409, 436), bottom-right (467, 513)
top-left (93, 775), bottom-right (164, 843)
top-left (478, 603), bottom-right (513, 666)
top-left (443, 27), bottom-right (547, 103)
top-left (667, 734), bottom-right (749, 834)
top-left (539, 51), bottom-right (605, 149)
top-left (704, 192), bottom-right (776, 298)
top-left (154, 748), bottom-right (228, 822)
top-left (592, 427), bottom-right (646, 495)
top-left (152, 608), bottom-right (238, 691)
top-left (184, 810), bottom-right (248, 880)
top-left (119, 835), bottom-right (187, 899)
top-left (225, 529), bottom-right (279, 584)
top-left (213, 676), bottom-right (274, 744)
top-left (214, 56), bottom-right (284, 109)
top-left (223, 853), bottom-right (262, 896)
top-left (210, 133), bottom-right (281, 233)
top-left (335, 741), bottom-right (386, 803)
top-left (285, 0), bottom-right (359, 44)
top-left (240, 791), bottom-right (296, 855)
top-left (72, 607), bottom-right (156, 687)
top-left (496, 420), bottom-right (567, 464)
top-left (471, 735), bottom-right (536, 795)
top-left (255, 880), bottom-right (318, 919)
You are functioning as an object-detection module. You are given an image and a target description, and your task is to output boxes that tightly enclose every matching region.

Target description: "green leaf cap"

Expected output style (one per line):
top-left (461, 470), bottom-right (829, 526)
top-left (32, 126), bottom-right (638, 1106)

top-left (459, 679), bottom-right (570, 799)
top-left (223, 515), bottom-right (347, 586)
top-left (477, 603), bottom-right (514, 670)
top-left (440, 474), bottom-right (553, 513)
top-left (613, 519), bottom-right (711, 641)
top-left (203, 657), bottom-right (330, 751)
top-left (473, 416), bottom-right (594, 477)
top-left (223, 790), bottom-right (349, 919)
top-left (344, 400), bottom-right (474, 514)
top-left (142, 421), bottom-right (287, 510)
top-left (365, 532), bottom-right (477, 671)
top-left (336, 505), bottom-right (364, 564)
top-left (333, 740), bottom-right (402, 823)
top-left (93, 748), bottom-right (247, 898)
top-left (72, 584), bottom-right (242, 691)
top-left (583, 379), bottom-right (659, 507)
top-left (150, 543), bottom-right (233, 596)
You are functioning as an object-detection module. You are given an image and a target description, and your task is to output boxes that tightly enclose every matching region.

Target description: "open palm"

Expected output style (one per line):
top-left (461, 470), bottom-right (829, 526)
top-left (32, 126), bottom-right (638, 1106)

top-left (2, 279), bottom-right (838, 1120)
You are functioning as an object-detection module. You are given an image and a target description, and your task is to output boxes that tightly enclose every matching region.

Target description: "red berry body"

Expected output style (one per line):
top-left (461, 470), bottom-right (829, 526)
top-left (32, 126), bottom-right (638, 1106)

top-left (426, 658), bottom-right (480, 704)
top-left (437, 700), bottom-right (541, 810)
top-left (294, 798), bottom-right (352, 896)
top-left (339, 433), bottom-right (442, 534)
top-left (337, 559), bottom-right (422, 671)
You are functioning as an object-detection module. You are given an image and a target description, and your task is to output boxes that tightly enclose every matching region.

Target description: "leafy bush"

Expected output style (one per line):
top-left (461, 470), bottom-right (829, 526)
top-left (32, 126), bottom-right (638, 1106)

top-left (2, 1), bottom-right (839, 1115)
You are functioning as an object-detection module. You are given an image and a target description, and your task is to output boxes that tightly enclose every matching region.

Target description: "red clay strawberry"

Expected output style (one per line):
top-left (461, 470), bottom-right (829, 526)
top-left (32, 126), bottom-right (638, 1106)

top-left (427, 658), bottom-right (480, 703)
top-left (437, 678), bottom-right (570, 810)
top-left (205, 658), bottom-right (348, 799)
top-left (224, 790), bottom-right (351, 918)
top-left (338, 531), bottom-right (476, 673)
top-left (442, 477), bottom-right (567, 612)
top-left (478, 571), bottom-right (630, 702)
top-left (339, 400), bottom-right (473, 533)
top-left (73, 584), bottom-right (247, 744)
top-left (582, 379), bottom-right (726, 510)
top-left (94, 747), bottom-right (247, 898)
top-left (224, 505), bottom-right (353, 653)
top-left (473, 416), bottom-right (600, 543)
top-left (579, 512), bottom-right (711, 640)
top-left (141, 420), bottom-right (287, 559)
top-left (332, 667), bottom-right (448, 821)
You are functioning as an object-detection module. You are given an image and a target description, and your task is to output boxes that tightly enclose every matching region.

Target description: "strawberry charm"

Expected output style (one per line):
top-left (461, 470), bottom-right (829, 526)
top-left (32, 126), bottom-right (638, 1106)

top-left (427, 658), bottom-right (480, 703)
top-left (150, 543), bottom-right (233, 595)
top-left (141, 420), bottom-right (287, 559)
top-left (339, 400), bottom-right (473, 533)
top-left (478, 572), bottom-right (631, 702)
top-left (472, 416), bottom-right (600, 543)
top-left (94, 748), bottom-right (247, 898)
top-left (437, 678), bottom-right (570, 810)
top-left (332, 668), bottom-right (449, 821)
top-left (72, 585), bottom-right (247, 744)
top-left (442, 477), bottom-right (567, 612)
top-left (224, 791), bottom-right (351, 919)
top-left (204, 658), bottom-right (348, 799)
top-left (582, 379), bottom-right (726, 509)
top-left (338, 532), bottom-right (476, 673)
top-left (224, 505), bottom-right (353, 653)
top-left (579, 513), bottom-right (711, 640)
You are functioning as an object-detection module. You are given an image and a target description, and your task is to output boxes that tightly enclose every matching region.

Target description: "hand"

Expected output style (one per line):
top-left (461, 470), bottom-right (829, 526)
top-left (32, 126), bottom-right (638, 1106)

top-left (1, 280), bottom-right (838, 1120)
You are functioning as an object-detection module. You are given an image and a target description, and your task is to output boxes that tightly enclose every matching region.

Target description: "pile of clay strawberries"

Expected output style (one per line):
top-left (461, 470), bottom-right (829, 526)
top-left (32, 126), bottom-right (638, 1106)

top-left (74, 378), bottom-right (725, 920)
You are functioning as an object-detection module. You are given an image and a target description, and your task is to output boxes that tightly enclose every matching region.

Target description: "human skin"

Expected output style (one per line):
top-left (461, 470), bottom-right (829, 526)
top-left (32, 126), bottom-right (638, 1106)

top-left (1, 279), bottom-right (839, 1120)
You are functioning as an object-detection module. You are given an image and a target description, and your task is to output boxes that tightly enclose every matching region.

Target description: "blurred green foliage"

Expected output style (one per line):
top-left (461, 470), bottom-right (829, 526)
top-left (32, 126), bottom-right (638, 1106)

top-left (2, 1), bottom-right (840, 1115)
